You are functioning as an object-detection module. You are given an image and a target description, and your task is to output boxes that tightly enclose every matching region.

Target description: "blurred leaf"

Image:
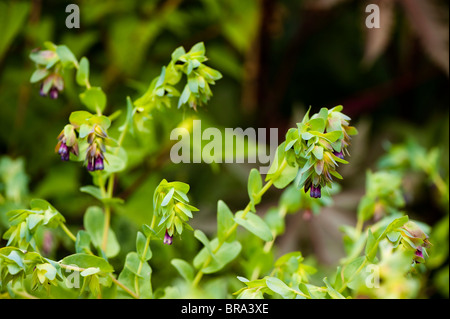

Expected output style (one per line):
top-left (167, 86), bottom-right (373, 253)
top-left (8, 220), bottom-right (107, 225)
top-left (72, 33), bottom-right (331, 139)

top-left (266, 277), bottom-right (296, 299)
top-left (171, 258), bottom-right (194, 282)
top-left (76, 57), bottom-right (90, 87)
top-left (79, 87), bottom-right (107, 113)
top-left (217, 200), bottom-right (236, 243)
top-left (0, 1), bottom-right (30, 62)
top-left (83, 206), bottom-right (120, 258)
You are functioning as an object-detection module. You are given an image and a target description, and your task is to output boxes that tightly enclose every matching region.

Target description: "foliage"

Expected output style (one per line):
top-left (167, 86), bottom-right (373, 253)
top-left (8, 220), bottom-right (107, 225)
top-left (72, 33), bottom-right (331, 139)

top-left (0, 0), bottom-right (448, 300)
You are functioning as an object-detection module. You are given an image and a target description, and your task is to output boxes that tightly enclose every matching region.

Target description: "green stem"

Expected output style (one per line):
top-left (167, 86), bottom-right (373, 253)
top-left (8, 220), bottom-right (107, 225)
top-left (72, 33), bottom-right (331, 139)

top-left (60, 223), bottom-right (77, 242)
top-left (192, 160), bottom-right (288, 288)
top-left (109, 274), bottom-right (139, 299)
top-left (134, 215), bottom-right (157, 298)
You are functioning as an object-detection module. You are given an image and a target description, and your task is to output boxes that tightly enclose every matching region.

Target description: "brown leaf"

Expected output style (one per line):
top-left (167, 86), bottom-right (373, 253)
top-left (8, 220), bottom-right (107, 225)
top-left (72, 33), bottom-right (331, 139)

top-left (399, 0), bottom-right (449, 75)
top-left (362, 0), bottom-right (395, 67)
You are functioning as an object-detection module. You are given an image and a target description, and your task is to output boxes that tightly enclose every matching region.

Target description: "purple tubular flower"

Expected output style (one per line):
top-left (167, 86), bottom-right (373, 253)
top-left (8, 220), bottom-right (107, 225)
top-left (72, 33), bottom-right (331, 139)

top-left (163, 230), bottom-right (173, 245)
top-left (58, 142), bottom-right (69, 161)
top-left (333, 151), bottom-right (344, 160)
top-left (94, 156), bottom-right (104, 171)
top-left (310, 185), bottom-right (322, 199)
top-left (49, 87), bottom-right (59, 99)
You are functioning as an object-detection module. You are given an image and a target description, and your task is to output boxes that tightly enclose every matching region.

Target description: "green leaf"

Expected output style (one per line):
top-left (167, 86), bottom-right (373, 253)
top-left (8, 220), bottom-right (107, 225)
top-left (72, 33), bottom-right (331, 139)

top-left (217, 200), bottom-right (236, 242)
top-left (307, 118), bottom-right (326, 133)
top-left (116, 252), bottom-right (152, 298)
top-left (161, 188), bottom-right (175, 207)
top-left (30, 68), bottom-right (49, 83)
top-left (171, 46), bottom-right (186, 61)
top-left (75, 231), bottom-right (92, 254)
top-left (56, 45), bottom-right (78, 68)
top-left (312, 146), bottom-right (324, 160)
top-left (189, 42), bottom-right (206, 55)
top-left (264, 208), bottom-right (285, 236)
top-left (80, 267), bottom-right (100, 277)
top-left (329, 169), bottom-right (343, 180)
top-left (248, 169), bottom-right (263, 207)
top-left (79, 87), bottom-right (107, 113)
top-left (141, 224), bottom-right (158, 239)
top-left (365, 229), bottom-right (377, 262)
top-left (171, 258), bottom-right (194, 282)
top-left (380, 215), bottom-right (409, 239)
top-left (323, 277), bottom-right (345, 299)
top-left (194, 229), bottom-right (214, 257)
top-left (178, 85), bottom-right (191, 108)
top-left (266, 143), bottom-right (298, 189)
top-left (76, 57), bottom-right (90, 87)
top-left (80, 185), bottom-right (103, 200)
top-left (202, 240), bottom-right (241, 274)
top-left (83, 206), bottom-right (120, 258)
top-left (266, 277), bottom-right (296, 299)
top-left (103, 152), bottom-right (126, 173)
top-left (322, 131), bottom-right (343, 143)
top-left (61, 254), bottom-right (113, 273)
top-left (234, 211), bottom-right (273, 242)
top-left (342, 256), bottom-right (366, 290)
top-left (69, 110), bottom-right (93, 126)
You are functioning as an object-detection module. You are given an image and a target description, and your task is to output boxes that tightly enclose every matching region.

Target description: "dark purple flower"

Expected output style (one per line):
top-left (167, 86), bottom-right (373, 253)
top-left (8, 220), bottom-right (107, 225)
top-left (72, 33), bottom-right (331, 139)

top-left (56, 127), bottom-right (78, 162)
top-left (85, 140), bottom-right (105, 172)
top-left (94, 156), bottom-right (104, 171)
top-left (310, 185), bottom-right (321, 199)
top-left (49, 87), bottom-right (59, 99)
top-left (58, 142), bottom-right (70, 161)
top-left (86, 159), bottom-right (95, 172)
top-left (39, 74), bottom-right (64, 99)
top-left (333, 150), bottom-right (344, 160)
top-left (163, 230), bottom-right (173, 245)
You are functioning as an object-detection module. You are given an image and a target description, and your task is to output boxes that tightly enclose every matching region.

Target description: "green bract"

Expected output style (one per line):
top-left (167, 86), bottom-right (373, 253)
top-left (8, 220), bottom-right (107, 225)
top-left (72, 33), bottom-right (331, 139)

top-left (153, 179), bottom-right (198, 237)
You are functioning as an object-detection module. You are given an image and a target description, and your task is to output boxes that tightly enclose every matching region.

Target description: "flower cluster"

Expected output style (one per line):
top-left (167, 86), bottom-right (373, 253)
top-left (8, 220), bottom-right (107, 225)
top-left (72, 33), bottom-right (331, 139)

top-left (54, 111), bottom-right (113, 173)
top-left (399, 221), bottom-right (431, 264)
top-left (153, 180), bottom-right (199, 245)
top-left (29, 44), bottom-right (65, 99)
top-left (85, 125), bottom-right (108, 172)
top-left (55, 125), bottom-right (79, 161)
top-left (286, 106), bottom-right (358, 198)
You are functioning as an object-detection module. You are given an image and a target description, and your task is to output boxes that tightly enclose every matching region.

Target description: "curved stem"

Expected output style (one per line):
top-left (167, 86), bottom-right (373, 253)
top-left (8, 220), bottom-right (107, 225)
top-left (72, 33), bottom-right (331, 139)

top-left (60, 223), bottom-right (77, 242)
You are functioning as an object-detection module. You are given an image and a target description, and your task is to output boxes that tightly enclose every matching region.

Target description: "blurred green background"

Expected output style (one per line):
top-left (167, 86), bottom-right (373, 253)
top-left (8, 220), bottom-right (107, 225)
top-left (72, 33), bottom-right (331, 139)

top-left (0, 0), bottom-right (448, 298)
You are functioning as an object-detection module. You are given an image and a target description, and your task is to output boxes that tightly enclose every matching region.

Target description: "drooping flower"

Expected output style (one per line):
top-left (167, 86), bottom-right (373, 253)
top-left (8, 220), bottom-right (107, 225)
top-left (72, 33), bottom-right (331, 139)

top-left (55, 126), bottom-right (79, 161)
top-left (310, 185), bottom-right (322, 198)
top-left (84, 125), bottom-right (108, 172)
top-left (333, 150), bottom-right (344, 160)
top-left (30, 47), bottom-right (65, 99)
top-left (399, 221), bottom-right (431, 263)
top-left (163, 230), bottom-right (173, 245)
